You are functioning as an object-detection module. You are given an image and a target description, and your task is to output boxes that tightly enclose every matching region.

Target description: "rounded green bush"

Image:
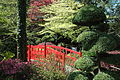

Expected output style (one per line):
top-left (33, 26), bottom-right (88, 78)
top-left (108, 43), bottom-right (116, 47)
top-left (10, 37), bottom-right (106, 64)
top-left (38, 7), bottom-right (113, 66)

top-left (93, 72), bottom-right (115, 80)
top-left (77, 31), bottom-right (98, 50)
top-left (66, 70), bottom-right (81, 80)
top-left (92, 23), bottom-right (109, 32)
top-left (89, 34), bottom-right (117, 53)
top-left (72, 5), bottom-right (106, 26)
top-left (66, 70), bottom-right (88, 80)
top-left (77, 31), bottom-right (98, 43)
top-left (74, 74), bottom-right (88, 80)
top-left (82, 50), bottom-right (97, 57)
top-left (104, 71), bottom-right (120, 80)
top-left (74, 56), bottom-right (94, 70)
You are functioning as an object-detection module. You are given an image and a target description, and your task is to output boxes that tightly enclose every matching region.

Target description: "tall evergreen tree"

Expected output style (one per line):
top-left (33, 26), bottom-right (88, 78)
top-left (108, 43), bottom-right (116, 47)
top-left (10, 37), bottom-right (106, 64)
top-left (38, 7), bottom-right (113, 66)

top-left (17, 0), bottom-right (27, 61)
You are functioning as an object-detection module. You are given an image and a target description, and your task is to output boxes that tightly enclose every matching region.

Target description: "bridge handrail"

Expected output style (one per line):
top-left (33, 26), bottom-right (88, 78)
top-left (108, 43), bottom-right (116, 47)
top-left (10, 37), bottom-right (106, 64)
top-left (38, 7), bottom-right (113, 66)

top-left (27, 44), bottom-right (82, 71)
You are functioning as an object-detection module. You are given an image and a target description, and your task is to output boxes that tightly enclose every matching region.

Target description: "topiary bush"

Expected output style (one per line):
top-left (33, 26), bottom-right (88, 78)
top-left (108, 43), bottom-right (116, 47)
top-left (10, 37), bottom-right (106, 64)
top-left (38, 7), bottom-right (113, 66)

top-left (89, 34), bottom-right (118, 53)
top-left (93, 72), bottom-right (115, 80)
top-left (104, 70), bottom-right (120, 80)
top-left (74, 73), bottom-right (88, 80)
top-left (77, 31), bottom-right (99, 50)
top-left (74, 56), bottom-right (94, 71)
top-left (66, 70), bottom-right (88, 80)
top-left (91, 23), bottom-right (109, 32)
top-left (81, 50), bottom-right (97, 57)
top-left (77, 31), bottom-right (98, 42)
top-left (72, 5), bottom-right (106, 26)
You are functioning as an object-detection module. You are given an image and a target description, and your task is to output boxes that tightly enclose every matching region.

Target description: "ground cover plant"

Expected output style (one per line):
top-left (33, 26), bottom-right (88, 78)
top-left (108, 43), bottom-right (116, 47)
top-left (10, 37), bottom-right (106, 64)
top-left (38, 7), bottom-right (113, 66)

top-left (0, 59), bottom-right (67, 80)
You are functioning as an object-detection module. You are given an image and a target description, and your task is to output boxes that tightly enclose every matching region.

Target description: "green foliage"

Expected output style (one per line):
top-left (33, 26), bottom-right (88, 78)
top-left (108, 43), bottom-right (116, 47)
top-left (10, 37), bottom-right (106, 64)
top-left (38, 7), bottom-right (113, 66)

top-left (0, 0), bottom-right (17, 34)
top-left (66, 70), bottom-right (88, 80)
top-left (101, 54), bottom-right (120, 66)
top-left (104, 71), bottom-right (120, 80)
top-left (42, 70), bottom-right (66, 80)
top-left (0, 37), bottom-right (17, 54)
top-left (40, 0), bottom-right (82, 29)
top-left (77, 31), bottom-right (98, 42)
top-left (0, 51), bottom-right (15, 61)
top-left (72, 5), bottom-right (106, 26)
top-left (91, 23), bottom-right (109, 32)
top-left (74, 56), bottom-right (94, 71)
top-left (89, 34), bottom-right (117, 53)
top-left (31, 63), bottom-right (67, 80)
top-left (77, 31), bottom-right (99, 50)
top-left (81, 50), bottom-right (97, 57)
top-left (93, 72), bottom-right (115, 80)
top-left (109, 21), bottom-right (120, 36)
top-left (0, 0), bottom-right (17, 54)
top-left (0, 40), bottom-right (3, 47)
top-left (37, 0), bottom-right (84, 45)
top-left (63, 26), bottom-right (90, 43)
top-left (74, 74), bottom-right (89, 80)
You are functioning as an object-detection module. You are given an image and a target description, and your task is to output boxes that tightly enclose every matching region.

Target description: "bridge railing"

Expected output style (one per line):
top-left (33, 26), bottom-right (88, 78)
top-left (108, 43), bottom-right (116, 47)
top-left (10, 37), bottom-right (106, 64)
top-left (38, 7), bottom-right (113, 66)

top-left (27, 45), bottom-right (82, 71)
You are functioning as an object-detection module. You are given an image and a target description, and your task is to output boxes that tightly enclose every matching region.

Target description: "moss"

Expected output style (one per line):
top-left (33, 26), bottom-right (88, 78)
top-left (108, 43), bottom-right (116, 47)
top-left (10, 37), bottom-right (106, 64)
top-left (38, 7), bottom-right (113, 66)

top-left (93, 72), bottom-right (115, 80)
top-left (72, 5), bottom-right (106, 26)
top-left (74, 56), bottom-right (94, 70)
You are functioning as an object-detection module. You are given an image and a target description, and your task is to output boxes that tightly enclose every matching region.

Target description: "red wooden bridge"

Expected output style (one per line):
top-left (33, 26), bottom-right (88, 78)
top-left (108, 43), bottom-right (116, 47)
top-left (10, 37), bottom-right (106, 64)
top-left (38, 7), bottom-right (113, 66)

top-left (27, 44), bottom-right (82, 71)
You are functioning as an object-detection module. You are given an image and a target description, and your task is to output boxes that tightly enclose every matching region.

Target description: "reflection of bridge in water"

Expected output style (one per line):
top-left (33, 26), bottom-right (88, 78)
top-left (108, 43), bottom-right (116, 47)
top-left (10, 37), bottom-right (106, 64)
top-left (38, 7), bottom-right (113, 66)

top-left (27, 44), bottom-right (82, 71)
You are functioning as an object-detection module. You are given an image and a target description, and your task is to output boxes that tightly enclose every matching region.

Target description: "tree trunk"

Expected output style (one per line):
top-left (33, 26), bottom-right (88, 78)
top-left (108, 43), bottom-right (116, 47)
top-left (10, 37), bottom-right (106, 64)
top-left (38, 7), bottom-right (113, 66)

top-left (17, 0), bottom-right (27, 61)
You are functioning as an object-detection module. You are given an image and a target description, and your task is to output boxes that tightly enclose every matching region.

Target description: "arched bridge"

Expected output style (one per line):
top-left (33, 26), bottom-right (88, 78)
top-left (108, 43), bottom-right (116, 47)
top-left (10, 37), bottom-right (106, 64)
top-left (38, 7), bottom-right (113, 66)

top-left (27, 44), bottom-right (82, 71)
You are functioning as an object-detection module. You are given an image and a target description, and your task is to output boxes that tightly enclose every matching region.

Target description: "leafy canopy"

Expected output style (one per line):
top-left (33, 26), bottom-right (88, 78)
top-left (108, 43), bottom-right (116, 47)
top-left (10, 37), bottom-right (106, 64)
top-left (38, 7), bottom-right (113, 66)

top-left (72, 5), bottom-right (106, 26)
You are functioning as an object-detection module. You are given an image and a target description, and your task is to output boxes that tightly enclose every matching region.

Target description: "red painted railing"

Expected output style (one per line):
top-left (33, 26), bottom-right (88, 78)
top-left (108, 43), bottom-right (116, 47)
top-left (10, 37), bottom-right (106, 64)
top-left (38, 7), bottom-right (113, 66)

top-left (27, 45), bottom-right (82, 71)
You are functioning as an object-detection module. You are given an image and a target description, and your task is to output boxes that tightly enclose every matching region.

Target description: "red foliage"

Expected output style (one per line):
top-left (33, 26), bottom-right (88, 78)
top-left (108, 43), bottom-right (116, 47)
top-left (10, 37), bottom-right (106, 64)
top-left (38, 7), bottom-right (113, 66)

top-left (30, 0), bottom-right (54, 6)
top-left (28, 0), bottom-right (55, 23)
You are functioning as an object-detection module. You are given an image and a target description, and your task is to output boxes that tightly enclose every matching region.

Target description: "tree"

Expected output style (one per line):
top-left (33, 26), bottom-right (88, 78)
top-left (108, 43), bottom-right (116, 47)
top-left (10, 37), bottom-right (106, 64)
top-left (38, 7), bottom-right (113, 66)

top-left (37, 0), bottom-right (84, 46)
top-left (26, 0), bottom-right (54, 45)
top-left (17, 0), bottom-right (27, 61)
top-left (0, 0), bottom-right (17, 54)
top-left (72, 5), bottom-right (106, 28)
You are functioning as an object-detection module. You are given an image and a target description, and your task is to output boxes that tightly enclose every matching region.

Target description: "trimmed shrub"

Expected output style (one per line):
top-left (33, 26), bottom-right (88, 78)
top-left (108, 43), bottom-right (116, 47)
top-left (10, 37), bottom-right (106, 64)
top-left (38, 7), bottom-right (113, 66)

top-left (77, 31), bottom-right (98, 43)
top-left (72, 5), bottom-right (106, 26)
top-left (82, 50), bottom-right (97, 57)
top-left (77, 31), bottom-right (98, 50)
top-left (74, 74), bottom-right (88, 80)
top-left (74, 56), bottom-right (94, 71)
top-left (66, 70), bottom-right (88, 80)
top-left (89, 34), bottom-right (117, 53)
top-left (93, 72), bottom-right (115, 80)
top-left (104, 71), bottom-right (120, 80)
top-left (91, 23), bottom-right (109, 32)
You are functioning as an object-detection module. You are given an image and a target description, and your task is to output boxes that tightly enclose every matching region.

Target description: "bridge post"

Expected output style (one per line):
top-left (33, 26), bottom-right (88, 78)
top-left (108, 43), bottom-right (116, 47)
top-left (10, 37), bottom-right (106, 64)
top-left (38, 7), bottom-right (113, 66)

top-left (44, 42), bottom-right (46, 58)
top-left (62, 53), bottom-right (65, 72)
top-left (27, 45), bottom-right (31, 61)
